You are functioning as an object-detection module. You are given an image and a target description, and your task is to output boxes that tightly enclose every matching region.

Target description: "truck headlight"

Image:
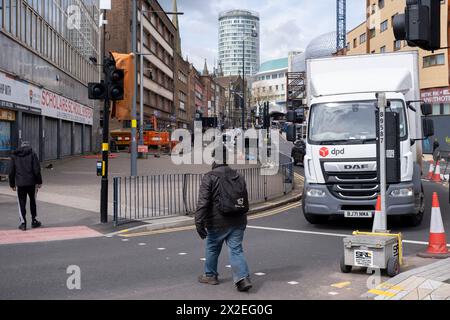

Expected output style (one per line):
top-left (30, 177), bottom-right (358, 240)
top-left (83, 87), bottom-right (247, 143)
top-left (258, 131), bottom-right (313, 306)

top-left (390, 188), bottom-right (413, 197)
top-left (307, 188), bottom-right (326, 198)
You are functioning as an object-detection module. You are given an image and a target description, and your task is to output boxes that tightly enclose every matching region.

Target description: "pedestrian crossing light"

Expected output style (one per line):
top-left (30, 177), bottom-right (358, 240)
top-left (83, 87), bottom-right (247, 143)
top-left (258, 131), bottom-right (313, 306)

top-left (393, 0), bottom-right (441, 52)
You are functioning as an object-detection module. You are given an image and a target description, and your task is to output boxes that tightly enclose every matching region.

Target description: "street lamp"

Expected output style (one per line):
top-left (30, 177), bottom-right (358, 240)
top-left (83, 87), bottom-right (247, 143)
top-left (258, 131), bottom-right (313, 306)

top-left (241, 25), bottom-right (258, 130)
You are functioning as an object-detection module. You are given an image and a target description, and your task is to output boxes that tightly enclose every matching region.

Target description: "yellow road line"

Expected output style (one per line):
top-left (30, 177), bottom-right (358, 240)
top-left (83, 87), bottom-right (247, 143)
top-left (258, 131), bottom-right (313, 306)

top-left (368, 289), bottom-right (397, 298)
top-left (331, 281), bottom-right (351, 289)
top-left (119, 202), bottom-right (301, 238)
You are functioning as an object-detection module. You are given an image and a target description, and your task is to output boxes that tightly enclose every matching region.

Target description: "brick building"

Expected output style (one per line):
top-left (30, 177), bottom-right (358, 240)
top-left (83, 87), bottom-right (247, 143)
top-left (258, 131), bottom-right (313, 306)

top-left (106, 0), bottom-right (177, 130)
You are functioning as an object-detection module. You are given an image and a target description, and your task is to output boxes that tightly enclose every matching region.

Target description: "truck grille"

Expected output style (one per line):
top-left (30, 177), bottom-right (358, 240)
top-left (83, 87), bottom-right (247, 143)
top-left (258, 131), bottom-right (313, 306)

top-left (325, 171), bottom-right (379, 200)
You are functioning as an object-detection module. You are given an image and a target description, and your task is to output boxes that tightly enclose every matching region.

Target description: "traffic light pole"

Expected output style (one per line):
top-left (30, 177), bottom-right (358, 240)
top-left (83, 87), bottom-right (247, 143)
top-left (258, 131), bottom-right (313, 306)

top-left (100, 9), bottom-right (109, 224)
top-left (100, 96), bottom-right (110, 224)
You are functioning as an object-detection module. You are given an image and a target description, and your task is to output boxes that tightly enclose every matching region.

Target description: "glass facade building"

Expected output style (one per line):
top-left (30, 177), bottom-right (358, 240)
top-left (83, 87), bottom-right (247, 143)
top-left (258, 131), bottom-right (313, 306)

top-left (0, 0), bottom-right (101, 160)
top-left (218, 10), bottom-right (260, 77)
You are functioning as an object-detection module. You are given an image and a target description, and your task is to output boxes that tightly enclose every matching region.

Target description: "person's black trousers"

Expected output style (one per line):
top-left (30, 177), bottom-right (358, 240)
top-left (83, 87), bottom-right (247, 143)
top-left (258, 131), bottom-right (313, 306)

top-left (17, 186), bottom-right (37, 224)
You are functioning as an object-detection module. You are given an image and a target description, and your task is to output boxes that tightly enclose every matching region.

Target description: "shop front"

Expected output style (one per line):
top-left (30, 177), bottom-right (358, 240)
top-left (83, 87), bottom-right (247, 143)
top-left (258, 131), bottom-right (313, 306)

top-left (421, 87), bottom-right (450, 154)
top-left (0, 71), bottom-right (94, 161)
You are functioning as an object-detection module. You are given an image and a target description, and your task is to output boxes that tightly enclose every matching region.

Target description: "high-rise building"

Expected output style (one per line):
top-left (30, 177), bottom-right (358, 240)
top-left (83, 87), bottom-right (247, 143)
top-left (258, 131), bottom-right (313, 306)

top-left (0, 0), bottom-right (101, 160)
top-left (218, 9), bottom-right (260, 77)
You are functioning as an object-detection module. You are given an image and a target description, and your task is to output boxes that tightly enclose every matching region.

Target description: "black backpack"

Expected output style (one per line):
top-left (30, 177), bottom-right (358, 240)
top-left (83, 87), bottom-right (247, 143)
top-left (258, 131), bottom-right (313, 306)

top-left (210, 169), bottom-right (249, 217)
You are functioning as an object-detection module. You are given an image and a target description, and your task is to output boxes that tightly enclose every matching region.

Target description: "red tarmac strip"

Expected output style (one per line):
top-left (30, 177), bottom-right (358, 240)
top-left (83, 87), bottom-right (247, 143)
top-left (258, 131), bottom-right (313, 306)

top-left (0, 226), bottom-right (103, 245)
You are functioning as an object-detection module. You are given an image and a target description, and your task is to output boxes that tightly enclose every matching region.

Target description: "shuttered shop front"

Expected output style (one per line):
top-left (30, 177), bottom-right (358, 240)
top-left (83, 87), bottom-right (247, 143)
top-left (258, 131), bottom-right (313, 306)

top-left (61, 121), bottom-right (72, 157)
top-left (84, 125), bottom-right (92, 153)
top-left (44, 117), bottom-right (58, 160)
top-left (73, 123), bottom-right (82, 155)
top-left (22, 113), bottom-right (40, 157)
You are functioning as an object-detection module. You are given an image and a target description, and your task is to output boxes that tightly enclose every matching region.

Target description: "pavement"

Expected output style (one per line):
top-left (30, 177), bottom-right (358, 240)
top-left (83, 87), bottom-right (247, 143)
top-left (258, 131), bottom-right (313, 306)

top-left (365, 258), bottom-right (450, 300)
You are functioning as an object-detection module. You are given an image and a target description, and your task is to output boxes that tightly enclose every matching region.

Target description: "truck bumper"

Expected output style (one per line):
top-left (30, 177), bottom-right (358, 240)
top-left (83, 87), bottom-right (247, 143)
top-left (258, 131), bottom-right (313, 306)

top-left (304, 182), bottom-right (418, 216)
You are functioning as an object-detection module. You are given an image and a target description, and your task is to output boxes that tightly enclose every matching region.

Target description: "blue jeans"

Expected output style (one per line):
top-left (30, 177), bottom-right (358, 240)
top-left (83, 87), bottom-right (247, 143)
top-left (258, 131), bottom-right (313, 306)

top-left (204, 225), bottom-right (250, 284)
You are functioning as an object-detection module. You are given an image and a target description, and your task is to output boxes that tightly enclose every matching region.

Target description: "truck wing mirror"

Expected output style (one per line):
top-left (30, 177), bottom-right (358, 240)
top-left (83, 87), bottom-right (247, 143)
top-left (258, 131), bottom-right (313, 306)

top-left (421, 103), bottom-right (433, 116)
top-left (422, 118), bottom-right (434, 138)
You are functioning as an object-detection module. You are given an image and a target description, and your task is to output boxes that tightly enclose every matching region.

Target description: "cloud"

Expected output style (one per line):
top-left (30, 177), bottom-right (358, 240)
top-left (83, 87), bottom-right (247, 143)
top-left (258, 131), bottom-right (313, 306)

top-left (159, 0), bottom-right (367, 70)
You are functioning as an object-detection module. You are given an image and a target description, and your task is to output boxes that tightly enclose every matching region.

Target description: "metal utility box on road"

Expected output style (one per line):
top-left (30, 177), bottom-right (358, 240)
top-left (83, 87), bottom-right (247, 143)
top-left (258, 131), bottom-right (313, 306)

top-left (342, 234), bottom-right (400, 274)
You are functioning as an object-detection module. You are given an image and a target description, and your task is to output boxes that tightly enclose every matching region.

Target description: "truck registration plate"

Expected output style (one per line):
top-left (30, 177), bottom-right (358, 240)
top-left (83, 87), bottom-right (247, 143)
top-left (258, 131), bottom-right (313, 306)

top-left (344, 211), bottom-right (374, 218)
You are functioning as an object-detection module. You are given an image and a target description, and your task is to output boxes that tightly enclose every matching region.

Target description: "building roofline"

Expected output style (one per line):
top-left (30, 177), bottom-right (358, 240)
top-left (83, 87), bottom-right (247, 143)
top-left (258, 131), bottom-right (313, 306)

top-left (219, 9), bottom-right (260, 20)
top-left (347, 21), bottom-right (367, 35)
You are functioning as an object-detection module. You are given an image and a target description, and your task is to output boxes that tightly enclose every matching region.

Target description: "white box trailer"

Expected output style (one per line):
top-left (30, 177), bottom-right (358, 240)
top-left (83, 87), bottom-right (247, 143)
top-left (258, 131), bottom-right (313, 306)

top-left (302, 51), bottom-right (426, 226)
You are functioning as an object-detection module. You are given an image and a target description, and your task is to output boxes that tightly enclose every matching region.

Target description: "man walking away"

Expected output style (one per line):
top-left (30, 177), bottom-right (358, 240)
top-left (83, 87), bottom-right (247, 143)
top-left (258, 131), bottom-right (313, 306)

top-left (9, 141), bottom-right (43, 231)
top-left (195, 148), bottom-right (252, 292)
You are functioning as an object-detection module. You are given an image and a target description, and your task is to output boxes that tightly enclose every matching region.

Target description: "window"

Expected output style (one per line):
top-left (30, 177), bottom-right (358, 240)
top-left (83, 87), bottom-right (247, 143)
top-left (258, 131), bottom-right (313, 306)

top-left (353, 38), bottom-right (357, 48)
top-left (360, 33), bottom-right (366, 44)
top-left (423, 54), bottom-right (445, 67)
top-left (394, 40), bottom-right (402, 51)
top-left (380, 46), bottom-right (386, 53)
top-left (381, 20), bottom-right (388, 32)
top-left (432, 104), bottom-right (441, 115)
top-left (379, 0), bottom-right (385, 9)
top-left (5, 0), bottom-right (10, 33)
top-left (444, 104), bottom-right (450, 115)
top-left (369, 28), bottom-right (376, 39)
top-left (11, 0), bottom-right (17, 36)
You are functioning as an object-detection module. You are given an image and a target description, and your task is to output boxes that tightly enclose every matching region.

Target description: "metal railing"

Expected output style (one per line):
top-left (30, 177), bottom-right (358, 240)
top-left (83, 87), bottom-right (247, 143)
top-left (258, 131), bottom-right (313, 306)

top-left (113, 161), bottom-right (294, 226)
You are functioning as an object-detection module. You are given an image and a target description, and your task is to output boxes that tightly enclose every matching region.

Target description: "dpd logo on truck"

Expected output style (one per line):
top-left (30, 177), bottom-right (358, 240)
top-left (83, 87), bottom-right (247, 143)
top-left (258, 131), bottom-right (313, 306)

top-left (319, 147), bottom-right (329, 157)
top-left (319, 147), bottom-right (345, 158)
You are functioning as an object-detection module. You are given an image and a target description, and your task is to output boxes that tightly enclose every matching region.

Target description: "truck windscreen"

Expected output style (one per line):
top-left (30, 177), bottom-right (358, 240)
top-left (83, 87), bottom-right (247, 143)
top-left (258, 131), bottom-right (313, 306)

top-left (309, 101), bottom-right (406, 145)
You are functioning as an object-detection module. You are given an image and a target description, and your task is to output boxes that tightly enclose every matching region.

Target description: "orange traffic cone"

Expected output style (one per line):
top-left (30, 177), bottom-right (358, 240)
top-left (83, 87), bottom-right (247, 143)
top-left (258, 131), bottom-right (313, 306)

top-left (418, 193), bottom-right (450, 259)
top-left (432, 161), bottom-right (442, 182)
top-left (372, 195), bottom-right (386, 232)
top-left (426, 161), bottom-right (435, 180)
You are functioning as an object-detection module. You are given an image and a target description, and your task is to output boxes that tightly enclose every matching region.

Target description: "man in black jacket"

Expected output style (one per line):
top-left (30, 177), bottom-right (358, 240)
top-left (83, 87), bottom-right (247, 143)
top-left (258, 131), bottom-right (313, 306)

top-left (195, 149), bottom-right (252, 292)
top-left (9, 141), bottom-right (43, 231)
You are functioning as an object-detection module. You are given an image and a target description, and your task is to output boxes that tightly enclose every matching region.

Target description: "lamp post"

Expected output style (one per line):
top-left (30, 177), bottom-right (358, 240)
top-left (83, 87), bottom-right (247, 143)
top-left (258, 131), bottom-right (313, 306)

top-left (241, 26), bottom-right (258, 130)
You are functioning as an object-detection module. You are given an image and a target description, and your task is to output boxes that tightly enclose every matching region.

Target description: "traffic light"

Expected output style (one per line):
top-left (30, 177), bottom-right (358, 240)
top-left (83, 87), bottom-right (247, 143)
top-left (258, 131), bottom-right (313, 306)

top-left (287, 109), bottom-right (305, 124)
top-left (88, 81), bottom-right (106, 100)
top-left (88, 54), bottom-right (124, 101)
top-left (107, 68), bottom-right (124, 101)
top-left (393, 0), bottom-right (441, 51)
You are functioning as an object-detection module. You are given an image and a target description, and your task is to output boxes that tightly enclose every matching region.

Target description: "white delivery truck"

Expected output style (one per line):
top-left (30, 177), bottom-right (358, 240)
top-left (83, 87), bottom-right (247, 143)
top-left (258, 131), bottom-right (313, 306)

top-left (302, 51), bottom-right (432, 226)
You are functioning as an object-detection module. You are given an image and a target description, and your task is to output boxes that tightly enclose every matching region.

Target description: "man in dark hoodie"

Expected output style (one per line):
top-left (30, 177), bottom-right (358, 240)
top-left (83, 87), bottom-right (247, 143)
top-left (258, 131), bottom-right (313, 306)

top-left (195, 147), bottom-right (252, 292)
top-left (9, 141), bottom-right (43, 231)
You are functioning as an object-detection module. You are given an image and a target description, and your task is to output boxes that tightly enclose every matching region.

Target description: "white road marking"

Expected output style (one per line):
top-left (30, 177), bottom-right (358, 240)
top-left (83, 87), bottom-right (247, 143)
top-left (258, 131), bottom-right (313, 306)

top-left (288, 281), bottom-right (299, 285)
top-left (254, 272), bottom-right (266, 276)
top-left (138, 243), bottom-right (147, 246)
top-left (157, 248), bottom-right (166, 251)
top-left (328, 292), bottom-right (339, 296)
top-left (200, 258), bottom-right (206, 261)
top-left (225, 265), bottom-right (231, 268)
top-left (248, 225), bottom-right (450, 247)
top-left (178, 253), bottom-right (188, 256)
top-left (121, 239), bottom-right (129, 242)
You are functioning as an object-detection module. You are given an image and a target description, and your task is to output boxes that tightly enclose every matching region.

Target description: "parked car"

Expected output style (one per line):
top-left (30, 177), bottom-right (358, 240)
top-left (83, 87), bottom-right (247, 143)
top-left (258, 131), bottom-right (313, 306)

top-left (291, 139), bottom-right (306, 166)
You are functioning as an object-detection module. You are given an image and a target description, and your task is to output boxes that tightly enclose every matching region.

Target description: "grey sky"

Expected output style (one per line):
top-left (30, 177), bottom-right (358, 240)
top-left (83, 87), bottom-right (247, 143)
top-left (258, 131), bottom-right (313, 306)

top-left (159, 0), bottom-right (367, 71)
